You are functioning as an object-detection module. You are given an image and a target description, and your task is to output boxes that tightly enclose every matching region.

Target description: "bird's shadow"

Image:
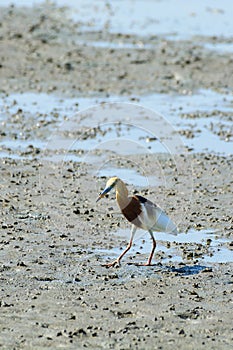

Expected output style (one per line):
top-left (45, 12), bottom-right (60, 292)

top-left (168, 264), bottom-right (210, 275)
top-left (127, 262), bottom-right (209, 276)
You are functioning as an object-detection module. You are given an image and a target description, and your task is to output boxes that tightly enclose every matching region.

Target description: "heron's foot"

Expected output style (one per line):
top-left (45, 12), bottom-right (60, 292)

top-left (102, 259), bottom-right (121, 268)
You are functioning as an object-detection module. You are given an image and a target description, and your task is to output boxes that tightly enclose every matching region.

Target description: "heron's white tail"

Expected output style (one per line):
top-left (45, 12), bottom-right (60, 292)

top-left (154, 209), bottom-right (178, 235)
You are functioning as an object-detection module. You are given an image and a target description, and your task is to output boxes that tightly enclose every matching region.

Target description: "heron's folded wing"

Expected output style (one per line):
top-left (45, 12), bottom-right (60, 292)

top-left (136, 195), bottom-right (178, 234)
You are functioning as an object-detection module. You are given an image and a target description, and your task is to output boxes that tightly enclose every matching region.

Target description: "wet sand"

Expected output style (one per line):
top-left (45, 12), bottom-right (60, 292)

top-left (0, 2), bottom-right (233, 350)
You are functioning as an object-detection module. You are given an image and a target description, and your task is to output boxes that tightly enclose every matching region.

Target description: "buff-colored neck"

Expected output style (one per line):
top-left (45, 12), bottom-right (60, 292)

top-left (115, 179), bottom-right (130, 209)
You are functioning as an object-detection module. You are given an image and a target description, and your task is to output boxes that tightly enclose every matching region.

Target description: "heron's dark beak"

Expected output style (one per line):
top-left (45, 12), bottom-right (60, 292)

top-left (96, 186), bottom-right (111, 202)
top-left (96, 193), bottom-right (104, 202)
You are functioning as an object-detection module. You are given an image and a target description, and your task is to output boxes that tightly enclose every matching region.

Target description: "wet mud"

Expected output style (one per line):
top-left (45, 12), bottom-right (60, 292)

top-left (0, 2), bottom-right (233, 349)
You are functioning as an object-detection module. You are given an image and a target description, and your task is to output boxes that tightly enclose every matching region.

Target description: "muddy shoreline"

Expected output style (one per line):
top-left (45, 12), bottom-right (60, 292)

top-left (0, 2), bottom-right (233, 350)
top-left (0, 3), bottom-right (233, 97)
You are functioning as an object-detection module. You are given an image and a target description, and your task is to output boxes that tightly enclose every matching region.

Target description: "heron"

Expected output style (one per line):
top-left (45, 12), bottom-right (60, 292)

top-left (96, 177), bottom-right (178, 267)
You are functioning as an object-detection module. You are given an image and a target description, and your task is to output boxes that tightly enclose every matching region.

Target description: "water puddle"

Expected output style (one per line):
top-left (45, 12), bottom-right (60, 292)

top-left (0, 88), bottom-right (232, 160)
top-left (59, 0), bottom-right (232, 40)
top-left (0, 139), bottom-right (45, 150)
top-left (77, 40), bottom-right (153, 50)
top-left (2, 1), bottom-right (232, 40)
top-left (97, 167), bottom-right (159, 187)
top-left (140, 90), bottom-right (233, 154)
top-left (97, 228), bottom-right (232, 264)
top-left (204, 42), bottom-right (233, 54)
top-left (47, 122), bottom-right (168, 154)
top-left (0, 91), bottom-right (93, 117)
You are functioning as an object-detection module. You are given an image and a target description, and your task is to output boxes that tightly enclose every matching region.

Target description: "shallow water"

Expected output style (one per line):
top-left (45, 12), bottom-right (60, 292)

top-left (97, 167), bottom-right (160, 187)
top-left (75, 39), bottom-right (233, 54)
top-left (76, 39), bottom-right (153, 50)
top-left (79, 39), bottom-right (233, 55)
top-left (2, 0), bottom-right (233, 41)
top-left (1, 89), bottom-right (232, 160)
top-left (204, 42), bottom-right (233, 54)
top-left (73, 0), bottom-right (233, 39)
top-left (96, 228), bottom-right (233, 264)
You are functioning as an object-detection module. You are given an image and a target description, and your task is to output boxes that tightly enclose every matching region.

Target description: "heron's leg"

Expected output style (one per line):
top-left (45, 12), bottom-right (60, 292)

top-left (103, 225), bottom-right (137, 267)
top-left (144, 230), bottom-right (156, 266)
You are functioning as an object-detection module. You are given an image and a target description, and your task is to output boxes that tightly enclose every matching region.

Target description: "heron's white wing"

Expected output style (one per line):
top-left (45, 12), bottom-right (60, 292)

top-left (137, 197), bottom-right (178, 234)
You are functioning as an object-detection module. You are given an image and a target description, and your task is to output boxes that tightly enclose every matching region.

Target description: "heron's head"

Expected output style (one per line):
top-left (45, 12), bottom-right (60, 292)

top-left (96, 177), bottom-right (118, 202)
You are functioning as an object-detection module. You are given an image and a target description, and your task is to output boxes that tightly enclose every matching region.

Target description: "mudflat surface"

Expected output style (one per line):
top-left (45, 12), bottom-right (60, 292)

top-left (0, 2), bottom-right (233, 350)
top-left (0, 3), bottom-right (233, 96)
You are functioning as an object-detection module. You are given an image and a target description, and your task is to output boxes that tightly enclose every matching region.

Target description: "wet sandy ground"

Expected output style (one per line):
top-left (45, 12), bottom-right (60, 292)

top-left (0, 3), bottom-right (233, 97)
top-left (0, 2), bottom-right (233, 350)
top-left (0, 156), bottom-right (232, 349)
